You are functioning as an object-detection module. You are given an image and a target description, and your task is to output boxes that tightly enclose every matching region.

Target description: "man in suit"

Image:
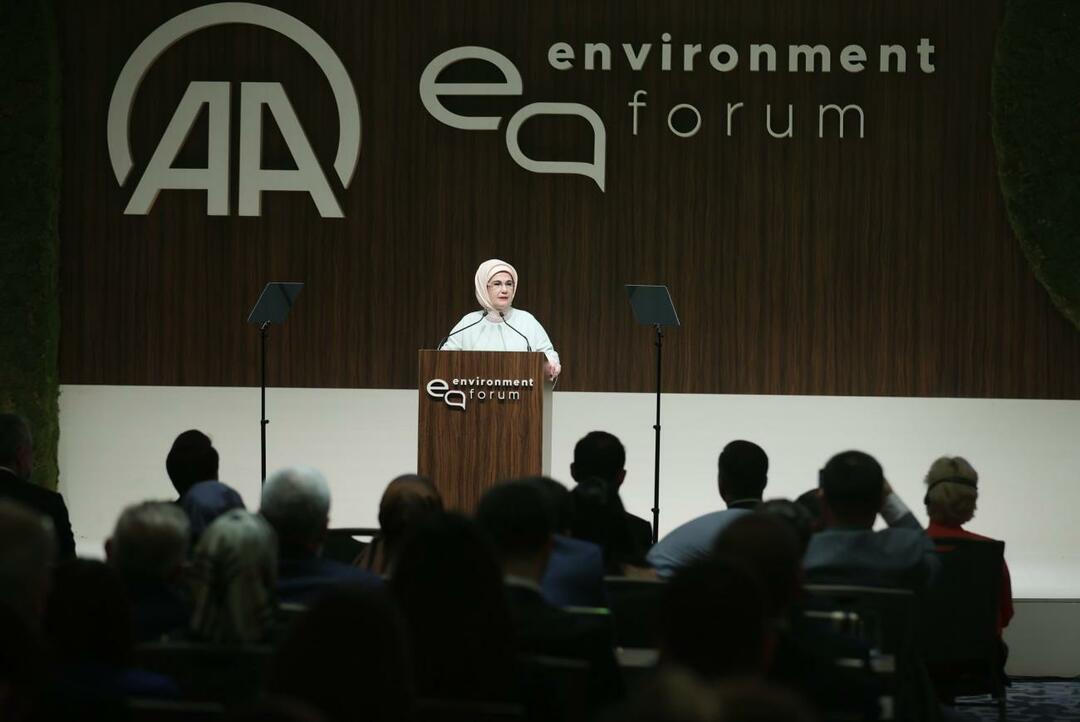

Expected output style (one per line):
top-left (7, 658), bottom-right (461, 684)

top-left (571, 431), bottom-right (652, 557)
top-left (167, 429), bottom-right (245, 539)
top-left (0, 413), bottom-right (75, 559)
top-left (646, 440), bottom-right (767, 578)
top-left (803, 450), bottom-right (940, 592)
top-left (260, 466), bottom-right (382, 605)
top-left (476, 480), bottom-right (624, 710)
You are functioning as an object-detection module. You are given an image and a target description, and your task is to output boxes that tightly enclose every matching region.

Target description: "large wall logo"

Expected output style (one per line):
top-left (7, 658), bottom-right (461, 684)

top-left (107, 2), bottom-right (359, 218)
top-left (419, 37), bottom-right (937, 192)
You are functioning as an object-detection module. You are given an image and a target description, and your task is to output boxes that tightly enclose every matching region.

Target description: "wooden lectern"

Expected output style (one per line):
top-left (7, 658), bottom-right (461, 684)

top-left (418, 350), bottom-right (552, 511)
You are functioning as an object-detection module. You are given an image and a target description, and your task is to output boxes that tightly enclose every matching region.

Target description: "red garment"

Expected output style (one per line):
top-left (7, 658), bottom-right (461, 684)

top-left (927, 521), bottom-right (1014, 635)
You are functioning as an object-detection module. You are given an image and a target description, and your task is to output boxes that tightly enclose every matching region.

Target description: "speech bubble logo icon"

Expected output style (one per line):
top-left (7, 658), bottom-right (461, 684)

top-left (444, 390), bottom-right (467, 410)
top-left (505, 102), bottom-right (607, 191)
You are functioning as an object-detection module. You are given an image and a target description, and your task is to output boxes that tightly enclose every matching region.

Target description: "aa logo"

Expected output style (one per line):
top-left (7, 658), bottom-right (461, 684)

top-left (108, 2), bottom-right (360, 217)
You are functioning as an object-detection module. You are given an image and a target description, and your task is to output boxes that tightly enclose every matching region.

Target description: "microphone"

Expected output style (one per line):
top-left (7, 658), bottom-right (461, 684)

top-left (438, 311), bottom-right (487, 350)
top-left (499, 312), bottom-right (532, 352)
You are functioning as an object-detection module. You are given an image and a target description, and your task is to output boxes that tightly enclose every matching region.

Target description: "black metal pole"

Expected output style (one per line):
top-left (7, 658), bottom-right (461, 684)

top-left (260, 322), bottom-right (269, 484)
top-left (652, 323), bottom-right (663, 544)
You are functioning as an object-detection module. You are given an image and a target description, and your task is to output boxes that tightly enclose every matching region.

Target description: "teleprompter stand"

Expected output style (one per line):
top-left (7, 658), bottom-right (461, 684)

top-left (246, 282), bottom-right (303, 484)
top-left (626, 284), bottom-right (680, 544)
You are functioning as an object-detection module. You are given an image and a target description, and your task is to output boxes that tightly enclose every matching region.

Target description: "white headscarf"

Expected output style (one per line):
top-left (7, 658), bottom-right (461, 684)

top-left (473, 259), bottom-right (518, 315)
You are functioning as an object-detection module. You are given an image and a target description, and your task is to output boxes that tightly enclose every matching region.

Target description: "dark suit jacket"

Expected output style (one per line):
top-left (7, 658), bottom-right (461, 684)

top-left (624, 511), bottom-right (654, 556)
top-left (277, 553), bottom-right (383, 605)
top-left (0, 468), bottom-right (76, 559)
top-left (504, 582), bottom-right (624, 709)
top-left (541, 535), bottom-right (607, 608)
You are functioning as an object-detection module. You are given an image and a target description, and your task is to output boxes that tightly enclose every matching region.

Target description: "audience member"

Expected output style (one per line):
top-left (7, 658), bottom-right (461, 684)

top-left (106, 500), bottom-right (192, 642)
top-left (188, 509), bottom-right (278, 644)
top-left (167, 430), bottom-right (245, 539)
top-left (260, 466), bottom-right (382, 605)
top-left (757, 498), bottom-right (816, 556)
top-left (0, 499), bottom-right (56, 626)
top-left (794, 488), bottom-right (825, 533)
top-left (390, 512), bottom-right (518, 702)
top-left (44, 559), bottom-right (179, 703)
top-left (804, 450), bottom-right (940, 591)
top-left (524, 476), bottom-right (607, 608)
top-left (268, 587), bottom-right (412, 722)
top-left (355, 474), bottom-right (442, 575)
top-left (476, 481), bottom-right (624, 708)
top-left (657, 557), bottom-right (770, 679)
top-left (571, 431), bottom-right (652, 556)
top-left (0, 413), bottom-right (75, 558)
top-left (923, 455), bottom-right (1014, 634)
top-left (647, 440), bottom-right (767, 578)
top-left (569, 477), bottom-right (653, 575)
top-left (714, 512), bottom-right (882, 721)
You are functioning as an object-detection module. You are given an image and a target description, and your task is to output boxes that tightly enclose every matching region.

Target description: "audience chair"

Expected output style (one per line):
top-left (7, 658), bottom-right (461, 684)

top-left (803, 584), bottom-right (934, 722)
top-left (322, 527), bottom-right (379, 565)
top-left (603, 576), bottom-right (665, 648)
top-left (134, 642), bottom-right (275, 705)
top-left (923, 538), bottom-right (1007, 721)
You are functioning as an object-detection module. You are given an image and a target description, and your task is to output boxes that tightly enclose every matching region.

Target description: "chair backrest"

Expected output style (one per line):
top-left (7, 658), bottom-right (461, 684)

top-left (134, 642), bottom-right (274, 705)
top-left (922, 538), bottom-right (1004, 665)
top-left (323, 527), bottom-right (379, 565)
top-left (803, 584), bottom-right (916, 656)
top-left (803, 584), bottom-right (933, 722)
top-left (602, 577), bottom-right (666, 648)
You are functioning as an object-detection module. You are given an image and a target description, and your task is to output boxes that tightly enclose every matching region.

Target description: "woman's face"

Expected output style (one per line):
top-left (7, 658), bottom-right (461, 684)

top-left (487, 271), bottom-right (515, 312)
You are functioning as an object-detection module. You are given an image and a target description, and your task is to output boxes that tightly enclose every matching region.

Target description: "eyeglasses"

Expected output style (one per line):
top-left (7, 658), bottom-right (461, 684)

top-left (488, 281), bottom-right (515, 290)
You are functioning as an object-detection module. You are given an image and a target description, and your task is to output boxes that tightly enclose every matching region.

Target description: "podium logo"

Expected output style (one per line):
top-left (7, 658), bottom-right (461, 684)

top-left (107, 2), bottom-right (360, 218)
top-left (426, 379), bottom-right (467, 411)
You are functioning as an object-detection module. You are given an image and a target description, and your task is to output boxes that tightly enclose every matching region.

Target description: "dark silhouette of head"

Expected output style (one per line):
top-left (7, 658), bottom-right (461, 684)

top-left (794, 488), bottom-right (825, 534)
top-left (718, 440), bottom-right (768, 504)
top-left (373, 474), bottom-right (442, 574)
top-left (568, 476), bottom-right (638, 573)
top-left (269, 587), bottom-right (412, 722)
top-left (45, 559), bottom-right (134, 667)
top-left (658, 557), bottom-right (769, 680)
top-left (713, 512), bottom-right (803, 618)
top-left (476, 480), bottom-right (553, 580)
top-left (819, 451), bottom-right (885, 528)
top-left (0, 414), bottom-right (33, 481)
top-left (519, 476), bottom-right (572, 534)
top-left (106, 500), bottom-right (190, 583)
top-left (571, 431), bottom-right (627, 488)
top-left (390, 512), bottom-right (516, 701)
top-left (166, 430), bottom-right (219, 496)
top-left (758, 498), bottom-right (816, 555)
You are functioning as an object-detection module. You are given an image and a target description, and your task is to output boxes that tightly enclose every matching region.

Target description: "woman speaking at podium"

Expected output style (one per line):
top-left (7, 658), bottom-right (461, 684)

top-left (441, 259), bottom-right (561, 381)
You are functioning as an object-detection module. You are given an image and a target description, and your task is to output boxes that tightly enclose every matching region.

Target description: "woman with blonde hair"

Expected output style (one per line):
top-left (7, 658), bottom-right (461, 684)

top-left (923, 456), bottom-right (1014, 635)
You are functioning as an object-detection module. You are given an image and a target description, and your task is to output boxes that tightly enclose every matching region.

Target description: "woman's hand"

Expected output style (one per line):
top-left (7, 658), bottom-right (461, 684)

top-left (546, 361), bottom-right (562, 381)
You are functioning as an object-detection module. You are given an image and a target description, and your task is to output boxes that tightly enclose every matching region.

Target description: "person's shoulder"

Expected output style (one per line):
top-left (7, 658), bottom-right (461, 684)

top-left (0, 470), bottom-right (64, 506)
top-left (509, 308), bottom-right (539, 323)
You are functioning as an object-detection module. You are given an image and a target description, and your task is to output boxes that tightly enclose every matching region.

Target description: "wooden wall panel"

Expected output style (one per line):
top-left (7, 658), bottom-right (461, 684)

top-left (57, 0), bottom-right (1080, 398)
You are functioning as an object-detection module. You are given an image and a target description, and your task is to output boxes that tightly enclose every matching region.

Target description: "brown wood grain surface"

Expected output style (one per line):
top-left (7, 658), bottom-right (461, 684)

top-left (56, 0), bottom-right (1080, 398)
top-left (417, 350), bottom-right (550, 511)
